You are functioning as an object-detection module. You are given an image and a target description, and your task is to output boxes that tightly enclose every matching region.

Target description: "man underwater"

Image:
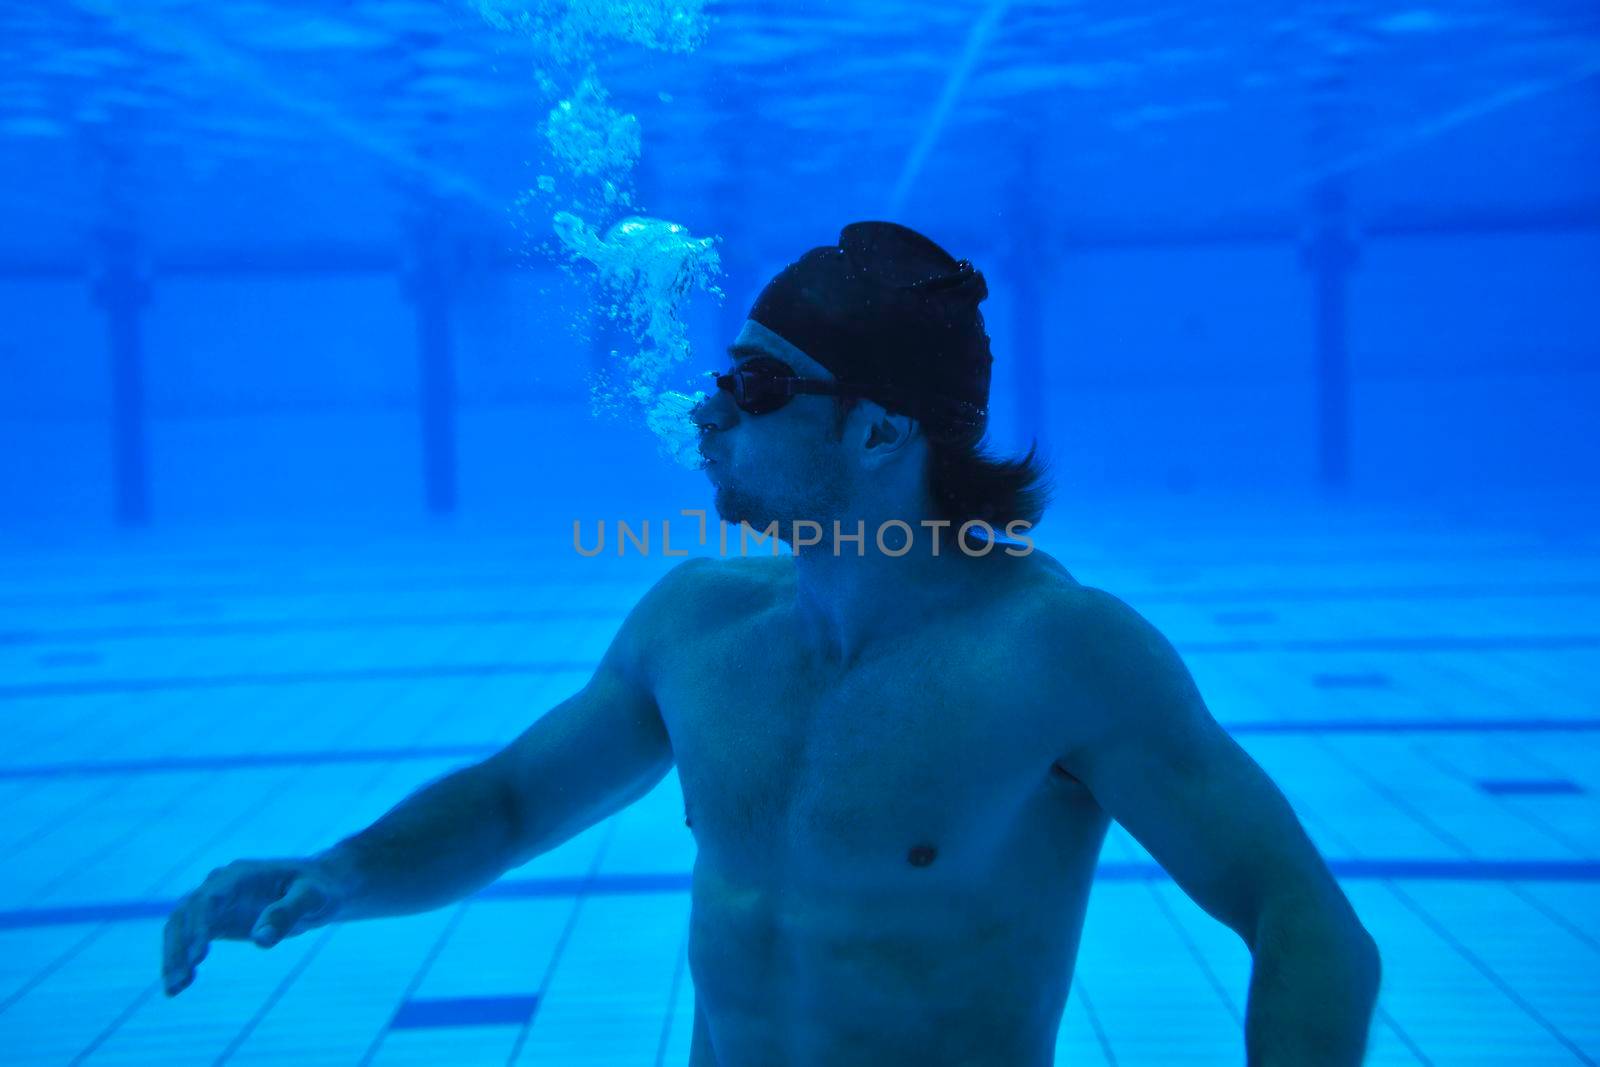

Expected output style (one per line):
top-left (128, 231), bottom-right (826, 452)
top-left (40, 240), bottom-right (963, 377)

top-left (162, 221), bottom-right (1381, 1066)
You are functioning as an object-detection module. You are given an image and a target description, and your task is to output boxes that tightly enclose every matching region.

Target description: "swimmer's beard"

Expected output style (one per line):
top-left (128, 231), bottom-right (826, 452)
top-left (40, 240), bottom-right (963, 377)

top-left (708, 483), bottom-right (790, 544)
top-left (708, 483), bottom-right (754, 530)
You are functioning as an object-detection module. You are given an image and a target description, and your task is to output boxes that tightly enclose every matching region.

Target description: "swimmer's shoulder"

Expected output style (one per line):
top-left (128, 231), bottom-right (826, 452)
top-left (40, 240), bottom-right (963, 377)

top-left (625, 556), bottom-right (792, 686)
top-left (669, 552), bottom-right (793, 602)
top-left (622, 554), bottom-right (790, 647)
top-left (1009, 569), bottom-right (1175, 696)
top-left (996, 545), bottom-right (1142, 659)
top-left (1016, 546), bottom-right (1080, 588)
top-left (987, 542), bottom-right (1082, 603)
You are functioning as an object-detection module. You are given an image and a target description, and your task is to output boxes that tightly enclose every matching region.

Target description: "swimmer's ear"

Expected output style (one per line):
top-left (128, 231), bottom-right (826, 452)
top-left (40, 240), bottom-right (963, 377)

top-left (856, 402), bottom-right (920, 466)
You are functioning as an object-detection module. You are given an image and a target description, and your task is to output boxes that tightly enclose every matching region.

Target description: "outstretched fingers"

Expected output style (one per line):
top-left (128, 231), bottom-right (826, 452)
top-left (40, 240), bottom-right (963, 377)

top-left (162, 891), bottom-right (209, 997)
top-left (251, 879), bottom-right (331, 948)
top-left (160, 862), bottom-right (294, 997)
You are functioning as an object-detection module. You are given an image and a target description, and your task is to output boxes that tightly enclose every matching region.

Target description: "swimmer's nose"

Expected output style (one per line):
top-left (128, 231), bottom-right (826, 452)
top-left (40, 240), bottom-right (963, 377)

top-left (691, 388), bottom-right (735, 431)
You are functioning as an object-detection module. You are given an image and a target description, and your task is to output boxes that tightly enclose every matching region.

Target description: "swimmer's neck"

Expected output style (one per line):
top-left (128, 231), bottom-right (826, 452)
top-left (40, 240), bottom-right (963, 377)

top-left (786, 523), bottom-right (987, 670)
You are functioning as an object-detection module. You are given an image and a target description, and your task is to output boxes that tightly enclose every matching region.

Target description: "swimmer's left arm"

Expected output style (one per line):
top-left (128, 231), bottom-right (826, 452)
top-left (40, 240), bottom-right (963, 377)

top-left (1047, 587), bottom-right (1382, 1067)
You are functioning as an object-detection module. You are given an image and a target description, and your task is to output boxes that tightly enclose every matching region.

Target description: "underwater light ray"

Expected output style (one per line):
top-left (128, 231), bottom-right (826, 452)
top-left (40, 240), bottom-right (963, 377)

top-left (1281, 50), bottom-right (1600, 195)
top-left (68, 0), bottom-right (504, 211)
top-left (887, 0), bottom-right (1013, 217)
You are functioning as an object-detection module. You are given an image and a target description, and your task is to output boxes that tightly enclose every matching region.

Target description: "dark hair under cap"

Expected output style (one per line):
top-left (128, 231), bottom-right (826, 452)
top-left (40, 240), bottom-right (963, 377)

top-left (747, 222), bottom-right (994, 443)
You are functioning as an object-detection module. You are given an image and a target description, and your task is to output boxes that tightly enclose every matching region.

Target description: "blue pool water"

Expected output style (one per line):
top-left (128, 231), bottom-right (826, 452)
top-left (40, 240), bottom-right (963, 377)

top-left (1, 2), bottom-right (1598, 1064)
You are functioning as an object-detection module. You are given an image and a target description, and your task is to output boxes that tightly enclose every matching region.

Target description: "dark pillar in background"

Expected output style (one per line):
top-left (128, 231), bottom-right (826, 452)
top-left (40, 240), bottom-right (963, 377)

top-left (1006, 140), bottom-right (1047, 457)
top-left (1303, 178), bottom-right (1358, 489)
top-left (404, 205), bottom-right (458, 515)
top-left (1302, 9), bottom-right (1358, 491)
top-left (91, 225), bottom-right (151, 526)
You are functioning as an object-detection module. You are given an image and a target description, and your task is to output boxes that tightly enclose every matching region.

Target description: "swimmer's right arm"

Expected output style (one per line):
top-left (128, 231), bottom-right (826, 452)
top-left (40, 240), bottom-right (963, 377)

top-left (161, 558), bottom-right (698, 997)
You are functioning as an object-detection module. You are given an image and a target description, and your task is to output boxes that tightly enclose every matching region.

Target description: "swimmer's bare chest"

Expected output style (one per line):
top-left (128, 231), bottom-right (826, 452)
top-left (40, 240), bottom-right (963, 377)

top-left (653, 556), bottom-right (1113, 1067)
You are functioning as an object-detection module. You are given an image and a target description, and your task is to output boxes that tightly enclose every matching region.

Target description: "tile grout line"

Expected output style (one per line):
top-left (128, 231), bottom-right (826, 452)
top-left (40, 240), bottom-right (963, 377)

top-left (501, 819), bottom-right (621, 1067)
top-left (1383, 880), bottom-right (1597, 1067)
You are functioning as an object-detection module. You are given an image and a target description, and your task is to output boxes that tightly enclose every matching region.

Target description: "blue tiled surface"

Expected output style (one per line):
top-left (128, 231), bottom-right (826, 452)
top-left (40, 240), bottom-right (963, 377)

top-left (1312, 671), bottom-right (1393, 688)
top-left (390, 995), bottom-right (540, 1029)
top-left (0, 745), bottom-right (499, 780)
top-left (0, 492), bottom-right (1598, 1065)
top-left (1212, 609), bottom-right (1278, 625)
top-left (1479, 779), bottom-right (1585, 796)
top-left (9, 860), bottom-right (1600, 934)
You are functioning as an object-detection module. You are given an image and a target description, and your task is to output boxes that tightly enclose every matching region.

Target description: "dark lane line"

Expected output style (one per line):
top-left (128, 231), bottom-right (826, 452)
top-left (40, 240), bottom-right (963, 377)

top-left (4, 860), bottom-right (1597, 931)
top-left (3, 717), bottom-right (1598, 780)
top-left (5, 632), bottom-right (1598, 700)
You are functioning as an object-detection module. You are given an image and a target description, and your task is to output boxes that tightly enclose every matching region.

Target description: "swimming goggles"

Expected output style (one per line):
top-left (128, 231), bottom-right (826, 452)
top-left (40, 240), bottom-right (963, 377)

top-left (708, 354), bottom-right (878, 416)
top-left (707, 355), bottom-right (986, 441)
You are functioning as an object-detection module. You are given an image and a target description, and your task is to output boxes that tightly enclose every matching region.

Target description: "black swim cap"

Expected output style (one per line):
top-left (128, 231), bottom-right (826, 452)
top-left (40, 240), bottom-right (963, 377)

top-left (747, 222), bottom-right (993, 443)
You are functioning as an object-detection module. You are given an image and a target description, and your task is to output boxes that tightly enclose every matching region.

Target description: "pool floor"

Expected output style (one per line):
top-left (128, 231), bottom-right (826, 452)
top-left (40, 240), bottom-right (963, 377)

top-left (0, 489), bottom-right (1596, 1065)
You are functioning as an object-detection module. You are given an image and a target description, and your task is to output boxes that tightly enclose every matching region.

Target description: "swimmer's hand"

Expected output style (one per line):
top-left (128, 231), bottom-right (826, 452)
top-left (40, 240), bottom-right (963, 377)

top-left (161, 852), bottom-right (359, 997)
